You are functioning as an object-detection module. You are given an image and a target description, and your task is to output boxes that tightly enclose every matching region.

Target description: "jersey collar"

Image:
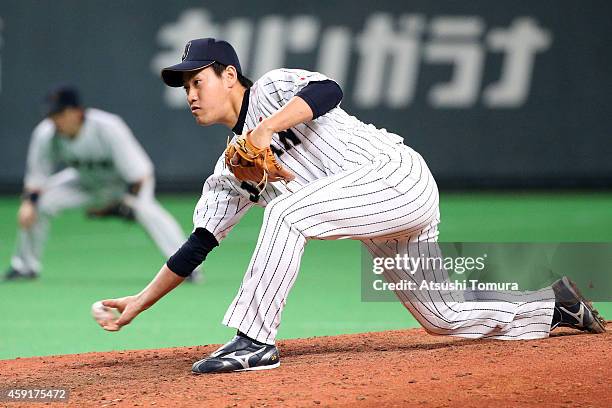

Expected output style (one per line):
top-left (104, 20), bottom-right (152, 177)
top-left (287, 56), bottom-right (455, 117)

top-left (232, 88), bottom-right (250, 135)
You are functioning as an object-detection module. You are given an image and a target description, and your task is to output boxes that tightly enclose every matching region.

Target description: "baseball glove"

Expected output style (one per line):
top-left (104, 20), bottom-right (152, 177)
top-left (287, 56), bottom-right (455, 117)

top-left (86, 200), bottom-right (135, 221)
top-left (224, 131), bottom-right (295, 192)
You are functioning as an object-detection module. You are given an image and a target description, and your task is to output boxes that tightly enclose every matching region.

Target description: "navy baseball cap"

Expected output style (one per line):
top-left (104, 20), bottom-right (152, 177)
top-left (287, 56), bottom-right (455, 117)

top-left (44, 85), bottom-right (81, 116)
top-left (161, 38), bottom-right (243, 87)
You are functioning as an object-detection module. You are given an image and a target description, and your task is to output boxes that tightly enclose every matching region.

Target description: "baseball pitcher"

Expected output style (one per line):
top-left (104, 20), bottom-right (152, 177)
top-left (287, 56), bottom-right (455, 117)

top-left (99, 38), bottom-right (605, 374)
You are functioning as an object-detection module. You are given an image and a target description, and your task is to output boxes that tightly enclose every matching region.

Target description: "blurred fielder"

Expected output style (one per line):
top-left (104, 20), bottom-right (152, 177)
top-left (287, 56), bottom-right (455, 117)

top-left (4, 86), bottom-right (201, 283)
top-left (100, 38), bottom-right (605, 374)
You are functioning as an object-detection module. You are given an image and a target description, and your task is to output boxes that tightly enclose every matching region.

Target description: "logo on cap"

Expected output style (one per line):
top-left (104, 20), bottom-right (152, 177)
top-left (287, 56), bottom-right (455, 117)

top-left (181, 41), bottom-right (191, 62)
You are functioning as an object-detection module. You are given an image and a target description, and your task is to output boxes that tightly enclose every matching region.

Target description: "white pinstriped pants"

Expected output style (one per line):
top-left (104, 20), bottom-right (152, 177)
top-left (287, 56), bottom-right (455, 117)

top-left (223, 148), bottom-right (555, 344)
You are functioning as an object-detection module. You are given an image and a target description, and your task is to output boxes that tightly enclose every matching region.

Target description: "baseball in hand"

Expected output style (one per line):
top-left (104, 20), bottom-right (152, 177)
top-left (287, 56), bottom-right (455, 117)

top-left (91, 300), bottom-right (118, 328)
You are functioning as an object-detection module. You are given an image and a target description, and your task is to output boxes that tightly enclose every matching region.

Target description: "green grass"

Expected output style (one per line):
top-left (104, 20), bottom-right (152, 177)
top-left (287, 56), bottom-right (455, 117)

top-left (1, 192), bottom-right (611, 360)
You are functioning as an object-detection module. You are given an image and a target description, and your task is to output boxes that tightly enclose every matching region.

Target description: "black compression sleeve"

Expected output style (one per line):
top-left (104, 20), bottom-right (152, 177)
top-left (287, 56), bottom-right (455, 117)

top-left (295, 80), bottom-right (343, 119)
top-left (166, 228), bottom-right (219, 277)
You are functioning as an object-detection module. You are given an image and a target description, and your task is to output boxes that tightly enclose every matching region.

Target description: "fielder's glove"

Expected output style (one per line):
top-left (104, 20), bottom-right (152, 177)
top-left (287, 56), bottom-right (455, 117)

top-left (86, 200), bottom-right (135, 221)
top-left (224, 131), bottom-right (295, 194)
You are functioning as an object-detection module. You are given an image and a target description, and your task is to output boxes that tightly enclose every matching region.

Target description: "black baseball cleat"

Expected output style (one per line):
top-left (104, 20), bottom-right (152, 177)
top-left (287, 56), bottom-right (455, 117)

top-left (192, 333), bottom-right (280, 374)
top-left (551, 276), bottom-right (606, 333)
top-left (3, 267), bottom-right (39, 282)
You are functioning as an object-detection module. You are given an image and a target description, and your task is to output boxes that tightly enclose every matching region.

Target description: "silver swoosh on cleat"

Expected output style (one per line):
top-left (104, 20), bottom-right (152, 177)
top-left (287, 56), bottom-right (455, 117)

top-left (222, 349), bottom-right (263, 369)
top-left (559, 304), bottom-right (586, 325)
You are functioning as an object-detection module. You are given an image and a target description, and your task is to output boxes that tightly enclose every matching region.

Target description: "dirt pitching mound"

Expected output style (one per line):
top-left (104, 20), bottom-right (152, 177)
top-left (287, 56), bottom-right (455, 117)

top-left (1, 327), bottom-right (611, 407)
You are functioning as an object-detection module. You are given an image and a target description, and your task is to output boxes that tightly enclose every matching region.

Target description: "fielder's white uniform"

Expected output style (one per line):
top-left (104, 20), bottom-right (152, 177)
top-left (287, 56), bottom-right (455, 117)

top-left (194, 69), bottom-right (556, 344)
top-left (11, 108), bottom-right (187, 275)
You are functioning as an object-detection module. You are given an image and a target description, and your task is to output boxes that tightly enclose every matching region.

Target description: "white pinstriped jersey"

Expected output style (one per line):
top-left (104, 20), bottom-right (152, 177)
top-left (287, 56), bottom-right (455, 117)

top-left (24, 108), bottom-right (153, 191)
top-left (193, 68), bottom-right (416, 242)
